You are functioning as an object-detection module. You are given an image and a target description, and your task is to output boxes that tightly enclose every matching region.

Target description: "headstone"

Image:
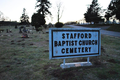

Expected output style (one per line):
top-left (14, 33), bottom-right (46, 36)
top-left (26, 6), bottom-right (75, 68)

top-left (21, 33), bottom-right (28, 38)
top-left (23, 27), bottom-right (27, 32)
top-left (6, 29), bottom-right (9, 33)
top-left (15, 25), bottom-right (18, 29)
top-left (9, 29), bottom-right (12, 33)
top-left (19, 27), bottom-right (22, 33)
top-left (19, 26), bottom-right (27, 33)
top-left (46, 30), bottom-right (49, 33)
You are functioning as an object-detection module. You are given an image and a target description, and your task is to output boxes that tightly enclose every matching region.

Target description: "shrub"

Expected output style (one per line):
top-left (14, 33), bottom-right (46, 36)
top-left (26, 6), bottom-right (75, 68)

top-left (0, 29), bottom-right (4, 32)
top-left (55, 22), bottom-right (64, 28)
top-left (38, 27), bottom-right (43, 31)
top-left (43, 24), bottom-right (47, 29)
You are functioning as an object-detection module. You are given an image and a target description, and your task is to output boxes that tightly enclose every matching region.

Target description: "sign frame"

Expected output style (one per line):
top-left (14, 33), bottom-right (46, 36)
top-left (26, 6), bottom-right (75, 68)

top-left (49, 28), bottom-right (101, 59)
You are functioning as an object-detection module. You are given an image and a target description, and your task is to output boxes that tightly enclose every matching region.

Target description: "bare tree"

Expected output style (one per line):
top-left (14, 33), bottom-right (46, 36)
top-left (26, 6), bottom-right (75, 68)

top-left (56, 2), bottom-right (64, 22)
top-left (20, 8), bottom-right (29, 25)
top-left (0, 11), bottom-right (5, 21)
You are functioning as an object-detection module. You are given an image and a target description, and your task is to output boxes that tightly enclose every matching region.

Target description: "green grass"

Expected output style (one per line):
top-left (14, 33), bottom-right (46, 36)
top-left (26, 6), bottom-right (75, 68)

top-left (0, 28), bottom-right (4, 31)
top-left (0, 25), bottom-right (120, 80)
top-left (107, 24), bottom-right (120, 32)
top-left (76, 24), bottom-right (120, 32)
top-left (76, 24), bottom-right (111, 27)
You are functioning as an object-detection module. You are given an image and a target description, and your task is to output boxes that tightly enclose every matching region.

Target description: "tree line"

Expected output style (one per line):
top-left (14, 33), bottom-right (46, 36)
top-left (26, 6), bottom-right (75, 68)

top-left (19, 0), bottom-right (120, 30)
top-left (105, 0), bottom-right (120, 22)
top-left (84, 0), bottom-right (120, 24)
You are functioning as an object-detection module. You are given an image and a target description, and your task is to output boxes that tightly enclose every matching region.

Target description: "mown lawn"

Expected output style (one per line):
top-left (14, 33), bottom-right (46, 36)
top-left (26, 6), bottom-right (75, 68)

top-left (0, 25), bottom-right (120, 80)
top-left (76, 24), bottom-right (111, 27)
top-left (76, 24), bottom-right (120, 32)
top-left (107, 24), bottom-right (120, 32)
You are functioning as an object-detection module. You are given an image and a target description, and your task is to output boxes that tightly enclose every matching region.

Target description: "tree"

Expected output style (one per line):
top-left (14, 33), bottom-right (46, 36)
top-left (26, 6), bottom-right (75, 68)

top-left (20, 8), bottom-right (29, 25)
top-left (36, 0), bottom-right (52, 17)
top-left (56, 2), bottom-right (64, 23)
top-left (31, 13), bottom-right (45, 31)
top-left (84, 0), bottom-right (103, 24)
top-left (31, 0), bottom-right (52, 31)
top-left (105, 0), bottom-right (120, 21)
top-left (0, 11), bottom-right (4, 21)
top-left (105, 11), bottom-right (112, 21)
top-left (0, 11), bottom-right (9, 21)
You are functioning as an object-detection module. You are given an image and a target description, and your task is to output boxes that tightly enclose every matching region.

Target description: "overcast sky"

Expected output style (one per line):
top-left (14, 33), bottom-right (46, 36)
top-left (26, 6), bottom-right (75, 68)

top-left (0, 0), bottom-right (111, 23)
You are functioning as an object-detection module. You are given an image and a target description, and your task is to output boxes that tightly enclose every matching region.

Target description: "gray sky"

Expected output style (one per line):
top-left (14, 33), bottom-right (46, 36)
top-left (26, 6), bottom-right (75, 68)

top-left (0, 0), bottom-right (111, 23)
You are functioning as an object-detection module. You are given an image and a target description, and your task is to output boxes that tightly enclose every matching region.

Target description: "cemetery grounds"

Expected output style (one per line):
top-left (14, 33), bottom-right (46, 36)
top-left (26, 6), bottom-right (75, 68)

top-left (0, 25), bottom-right (120, 80)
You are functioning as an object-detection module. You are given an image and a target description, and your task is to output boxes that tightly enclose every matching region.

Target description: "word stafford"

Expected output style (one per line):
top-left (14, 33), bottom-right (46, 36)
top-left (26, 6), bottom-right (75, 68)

top-left (54, 32), bottom-right (98, 54)
top-left (62, 33), bottom-right (92, 39)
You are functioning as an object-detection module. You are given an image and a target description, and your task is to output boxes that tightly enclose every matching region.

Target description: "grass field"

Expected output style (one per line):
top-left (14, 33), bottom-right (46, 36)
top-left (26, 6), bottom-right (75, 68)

top-left (76, 24), bottom-right (120, 32)
top-left (107, 24), bottom-right (120, 32)
top-left (0, 25), bottom-right (120, 80)
top-left (76, 24), bottom-right (111, 27)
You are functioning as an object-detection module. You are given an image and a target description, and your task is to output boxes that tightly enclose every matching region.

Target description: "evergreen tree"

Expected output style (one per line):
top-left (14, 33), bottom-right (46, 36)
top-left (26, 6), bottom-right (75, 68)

top-left (31, 13), bottom-right (45, 31)
top-left (84, 0), bottom-right (103, 24)
top-left (31, 0), bottom-right (52, 31)
top-left (20, 8), bottom-right (29, 25)
top-left (105, 0), bottom-right (120, 21)
top-left (36, 0), bottom-right (52, 17)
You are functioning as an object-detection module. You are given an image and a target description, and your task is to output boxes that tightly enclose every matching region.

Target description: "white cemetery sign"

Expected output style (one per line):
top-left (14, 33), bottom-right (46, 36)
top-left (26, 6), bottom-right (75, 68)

top-left (49, 28), bottom-right (101, 60)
